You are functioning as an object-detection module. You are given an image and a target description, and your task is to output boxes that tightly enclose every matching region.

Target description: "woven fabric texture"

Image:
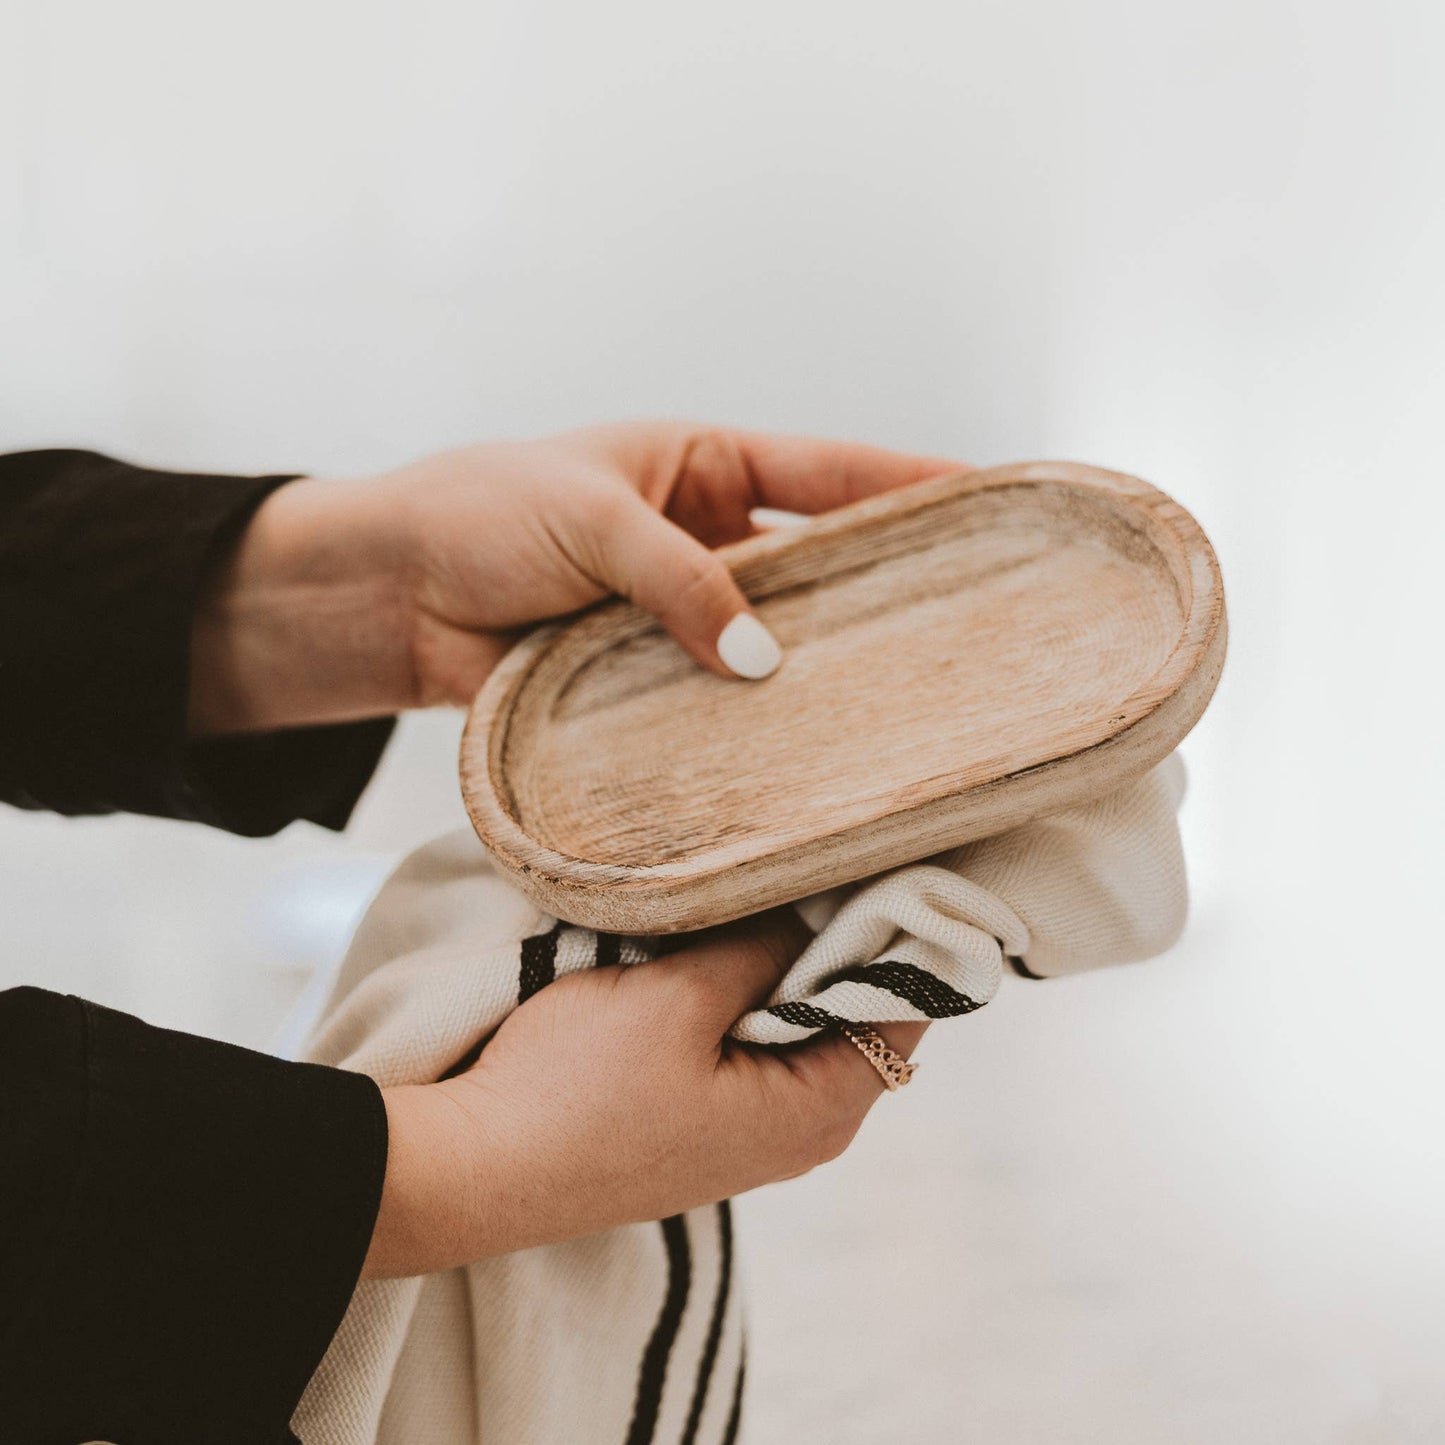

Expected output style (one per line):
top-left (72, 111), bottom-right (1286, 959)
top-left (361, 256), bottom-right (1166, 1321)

top-left (293, 755), bottom-right (1187, 1445)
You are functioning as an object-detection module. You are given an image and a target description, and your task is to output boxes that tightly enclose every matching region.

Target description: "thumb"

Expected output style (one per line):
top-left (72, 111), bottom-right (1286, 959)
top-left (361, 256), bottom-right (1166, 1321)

top-left (605, 496), bottom-right (783, 679)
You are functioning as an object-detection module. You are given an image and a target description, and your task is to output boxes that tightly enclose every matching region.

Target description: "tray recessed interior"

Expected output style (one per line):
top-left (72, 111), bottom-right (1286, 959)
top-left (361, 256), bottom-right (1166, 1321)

top-left (492, 481), bottom-right (1187, 871)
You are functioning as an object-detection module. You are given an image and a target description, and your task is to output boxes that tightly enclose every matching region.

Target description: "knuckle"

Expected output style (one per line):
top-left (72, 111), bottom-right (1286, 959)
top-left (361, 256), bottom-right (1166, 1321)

top-left (583, 477), bottom-right (629, 527)
top-left (732, 910), bottom-right (808, 974)
top-left (581, 484), bottom-right (643, 560)
top-left (639, 960), bottom-right (700, 1013)
top-left (750, 928), bottom-right (796, 976)
top-left (723, 935), bottom-right (779, 985)
top-left (681, 427), bottom-right (754, 498)
top-left (641, 958), bottom-right (724, 1032)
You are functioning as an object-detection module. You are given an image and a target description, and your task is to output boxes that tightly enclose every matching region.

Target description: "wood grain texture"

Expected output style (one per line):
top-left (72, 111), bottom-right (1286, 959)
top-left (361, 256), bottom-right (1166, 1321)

top-left (460, 462), bottom-right (1226, 934)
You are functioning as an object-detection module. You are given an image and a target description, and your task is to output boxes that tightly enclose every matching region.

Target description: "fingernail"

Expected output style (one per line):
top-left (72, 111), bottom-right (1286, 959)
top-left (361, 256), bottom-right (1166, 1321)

top-left (716, 613), bottom-right (782, 679)
top-left (749, 506), bottom-right (812, 530)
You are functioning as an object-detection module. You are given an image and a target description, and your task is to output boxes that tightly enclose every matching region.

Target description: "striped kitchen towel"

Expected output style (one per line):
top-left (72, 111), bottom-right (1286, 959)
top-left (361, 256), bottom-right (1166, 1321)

top-left (292, 755), bottom-right (1188, 1445)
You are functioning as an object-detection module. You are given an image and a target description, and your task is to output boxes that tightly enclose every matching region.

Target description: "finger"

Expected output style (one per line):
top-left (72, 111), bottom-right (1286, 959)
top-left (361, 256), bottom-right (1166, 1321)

top-left (725, 1020), bottom-right (929, 1179)
top-left (654, 908), bottom-right (814, 1034)
top-left (604, 494), bottom-right (782, 679)
top-left (668, 428), bottom-right (965, 538)
top-left (780, 1019), bottom-right (930, 1109)
top-left (875, 1021), bottom-right (928, 1058)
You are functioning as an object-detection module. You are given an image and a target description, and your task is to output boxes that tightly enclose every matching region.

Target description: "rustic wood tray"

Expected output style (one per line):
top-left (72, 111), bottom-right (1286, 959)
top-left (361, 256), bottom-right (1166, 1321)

top-left (461, 461), bottom-right (1226, 934)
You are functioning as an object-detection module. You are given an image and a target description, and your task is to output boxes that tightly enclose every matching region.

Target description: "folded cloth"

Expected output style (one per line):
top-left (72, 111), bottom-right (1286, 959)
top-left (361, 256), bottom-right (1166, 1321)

top-left (292, 756), bottom-right (1188, 1445)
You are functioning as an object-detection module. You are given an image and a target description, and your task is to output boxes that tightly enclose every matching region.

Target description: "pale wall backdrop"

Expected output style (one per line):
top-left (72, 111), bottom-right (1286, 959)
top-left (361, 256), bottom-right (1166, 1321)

top-left (3, 2), bottom-right (1442, 1440)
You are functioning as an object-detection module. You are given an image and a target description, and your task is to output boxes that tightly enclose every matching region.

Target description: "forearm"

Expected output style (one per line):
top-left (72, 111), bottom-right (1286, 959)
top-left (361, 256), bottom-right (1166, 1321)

top-left (0, 449), bottom-right (391, 830)
top-left (188, 476), bottom-right (417, 735)
top-left (0, 986), bottom-right (387, 1442)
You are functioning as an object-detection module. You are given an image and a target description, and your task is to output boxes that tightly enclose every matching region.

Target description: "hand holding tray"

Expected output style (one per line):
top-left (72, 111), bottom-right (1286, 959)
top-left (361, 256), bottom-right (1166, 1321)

top-left (461, 461), bottom-right (1225, 934)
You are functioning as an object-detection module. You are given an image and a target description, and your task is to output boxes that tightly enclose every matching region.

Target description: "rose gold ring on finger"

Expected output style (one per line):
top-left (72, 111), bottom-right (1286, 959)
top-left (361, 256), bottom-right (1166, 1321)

top-left (837, 1022), bottom-right (918, 1091)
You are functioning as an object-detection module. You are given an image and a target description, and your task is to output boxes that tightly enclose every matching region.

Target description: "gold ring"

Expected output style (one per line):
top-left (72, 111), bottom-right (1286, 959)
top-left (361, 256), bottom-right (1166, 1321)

top-left (837, 1023), bottom-right (918, 1091)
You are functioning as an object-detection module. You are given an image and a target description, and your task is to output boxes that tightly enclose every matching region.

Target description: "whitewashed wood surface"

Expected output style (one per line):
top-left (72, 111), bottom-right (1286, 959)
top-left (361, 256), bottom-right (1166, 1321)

top-left (462, 462), bottom-right (1225, 933)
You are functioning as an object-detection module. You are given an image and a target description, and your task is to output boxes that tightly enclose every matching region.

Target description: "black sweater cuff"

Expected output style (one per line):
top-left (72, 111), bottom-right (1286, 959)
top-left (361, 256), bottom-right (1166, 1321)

top-left (0, 985), bottom-right (387, 1445)
top-left (0, 449), bottom-right (393, 834)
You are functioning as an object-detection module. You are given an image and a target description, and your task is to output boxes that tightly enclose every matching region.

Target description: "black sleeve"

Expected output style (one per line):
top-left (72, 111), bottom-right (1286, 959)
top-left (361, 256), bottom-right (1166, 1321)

top-left (0, 448), bottom-right (394, 836)
top-left (0, 450), bottom-right (396, 1436)
top-left (0, 985), bottom-right (388, 1445)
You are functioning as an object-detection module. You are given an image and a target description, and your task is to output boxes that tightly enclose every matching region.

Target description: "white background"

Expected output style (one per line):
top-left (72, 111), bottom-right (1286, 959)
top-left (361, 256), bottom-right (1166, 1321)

top-left (3, 2), bottom-right (1442, 1440)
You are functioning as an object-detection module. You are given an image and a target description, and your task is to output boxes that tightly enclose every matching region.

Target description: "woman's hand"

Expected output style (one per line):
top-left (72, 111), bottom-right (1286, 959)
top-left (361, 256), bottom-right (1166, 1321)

top-left (361, 910), bottom-right (926, 1278)
top-left (189, 423), bottom-right (959, 733)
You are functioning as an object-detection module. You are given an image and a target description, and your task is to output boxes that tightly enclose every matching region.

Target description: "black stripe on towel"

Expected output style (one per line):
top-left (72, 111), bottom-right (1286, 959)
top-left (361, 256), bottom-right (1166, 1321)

top-left (625, 1214), bottom-right (693, 1445)
top-left (595, 931), bottom-right (623, 969)
top-left (766, 1000), bottom-right (839, 1031)
top-left (721, 1344), bottom-right (746, 1445)
top-left (680, 1202), bottom-right (733, 1445)
top-left (835, 959), bottom-right (987, 1017)
top-left (518, 921), bottom-right (565, 1003)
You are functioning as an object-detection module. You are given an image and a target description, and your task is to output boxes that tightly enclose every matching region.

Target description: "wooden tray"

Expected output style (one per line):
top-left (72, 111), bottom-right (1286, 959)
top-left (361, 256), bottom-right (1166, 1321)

top-left (460, 461), bottom-right (1226, 934)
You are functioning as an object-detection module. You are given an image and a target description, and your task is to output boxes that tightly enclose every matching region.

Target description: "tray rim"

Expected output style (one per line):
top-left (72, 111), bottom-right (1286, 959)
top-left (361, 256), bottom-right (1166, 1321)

top-left (459, 460), bottom-right (1226, 933)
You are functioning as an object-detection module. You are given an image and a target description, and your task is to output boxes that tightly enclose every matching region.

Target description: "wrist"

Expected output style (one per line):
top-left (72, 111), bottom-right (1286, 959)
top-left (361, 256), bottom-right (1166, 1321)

top-left (188, 476), bottom-right (418, 734)
top-left (363, 1075), bottom-right (547, 1278)
top-left (362, 1084), bottom-right (472, 1279)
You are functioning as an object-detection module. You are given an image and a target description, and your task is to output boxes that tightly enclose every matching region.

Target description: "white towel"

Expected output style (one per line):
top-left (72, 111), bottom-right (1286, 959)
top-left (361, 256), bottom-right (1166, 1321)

top-left (292, 756), bottom-right (1188, 1445)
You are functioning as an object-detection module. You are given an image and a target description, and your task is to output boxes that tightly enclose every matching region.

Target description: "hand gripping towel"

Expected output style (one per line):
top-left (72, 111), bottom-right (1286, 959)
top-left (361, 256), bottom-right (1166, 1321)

top-left (292, 755), bottom-right (1188, 1445)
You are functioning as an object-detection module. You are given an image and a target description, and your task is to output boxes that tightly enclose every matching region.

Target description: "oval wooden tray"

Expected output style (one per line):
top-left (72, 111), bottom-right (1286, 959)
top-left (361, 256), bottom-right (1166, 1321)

top-left (461, 461), bottom-right (1226, 934)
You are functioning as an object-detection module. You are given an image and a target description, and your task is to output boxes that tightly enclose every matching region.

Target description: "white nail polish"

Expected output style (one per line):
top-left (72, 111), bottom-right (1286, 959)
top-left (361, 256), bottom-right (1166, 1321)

top-left (716, 613), bottom-right (782, 679)
top-left (749, 506), bottom-right (812, 531)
